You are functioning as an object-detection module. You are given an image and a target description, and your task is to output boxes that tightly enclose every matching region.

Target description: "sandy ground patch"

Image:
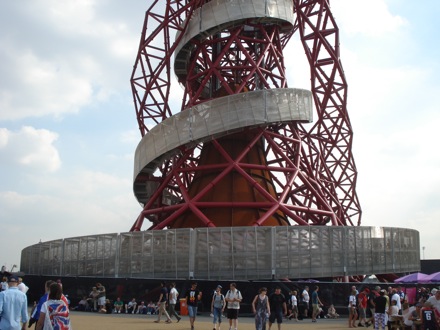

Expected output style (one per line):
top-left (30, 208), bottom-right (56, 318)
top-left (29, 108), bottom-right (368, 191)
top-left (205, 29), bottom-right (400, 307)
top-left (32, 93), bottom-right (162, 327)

top-left (69, 311), bottom-right (351, 329)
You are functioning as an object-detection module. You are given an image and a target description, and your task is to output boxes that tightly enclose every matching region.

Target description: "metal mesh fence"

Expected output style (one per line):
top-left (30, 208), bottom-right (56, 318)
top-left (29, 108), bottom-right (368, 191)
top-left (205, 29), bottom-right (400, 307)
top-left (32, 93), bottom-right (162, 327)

top-left (20, 226), bottom-right (420, 280)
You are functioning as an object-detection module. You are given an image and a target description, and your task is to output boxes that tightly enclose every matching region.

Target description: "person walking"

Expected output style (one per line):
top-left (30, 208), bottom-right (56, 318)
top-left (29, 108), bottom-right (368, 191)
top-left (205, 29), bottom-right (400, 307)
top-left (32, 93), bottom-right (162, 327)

top-left (268, 287), bottom-right (287, 330)
top-left (0, 275), bottom-right (29, 330)
top-left (185, 282), bottom-right (202, 330)
top-left (348, 288), bottom-right (358, 328)
top-left (211, 285), bottom-right (225, 330)
top-left (287, 290), bottom-right (298, 321)
top-left (357, 288), bottom-right (369, 327)
top-left (17, 278), bottom-right (29, 295)
top-left (311, 285), bottom-right (323, 323)
top-left (35, 282), bottom-right (71, 330)
top-left (154, 281), bottom-right (172, 323)
top-left (252, 287), bottom-right (270, 330)
top-left (301, 286), bottom-right (310, 318)
top-left (373, 290), bottom-right (388, 330)
top-left (29, 280), bottom-right (69, 328)
top-left (168, 282), bottom-right (181, 322)
top-left (225, 283), bottom-right (242, 330)
top-left (366, 286), bottom-right (380, 327)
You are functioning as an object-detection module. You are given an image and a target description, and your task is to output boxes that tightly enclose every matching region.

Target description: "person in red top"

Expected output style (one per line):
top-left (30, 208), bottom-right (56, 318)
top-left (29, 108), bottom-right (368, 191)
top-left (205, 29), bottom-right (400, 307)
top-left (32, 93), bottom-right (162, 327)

top-left (357, 288), bottom-right (369, 327)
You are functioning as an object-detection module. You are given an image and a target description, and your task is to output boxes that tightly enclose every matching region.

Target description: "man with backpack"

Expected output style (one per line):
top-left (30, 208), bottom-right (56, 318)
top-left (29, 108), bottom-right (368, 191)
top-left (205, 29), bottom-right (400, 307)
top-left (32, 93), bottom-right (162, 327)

top-left (225, 283), bottom-right (242, 330)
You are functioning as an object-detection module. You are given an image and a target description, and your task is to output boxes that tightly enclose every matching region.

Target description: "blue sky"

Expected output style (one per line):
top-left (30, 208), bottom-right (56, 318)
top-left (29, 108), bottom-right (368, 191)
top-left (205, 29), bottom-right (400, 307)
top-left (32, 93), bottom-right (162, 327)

top-left (1, 0), bottom-right (439, 271)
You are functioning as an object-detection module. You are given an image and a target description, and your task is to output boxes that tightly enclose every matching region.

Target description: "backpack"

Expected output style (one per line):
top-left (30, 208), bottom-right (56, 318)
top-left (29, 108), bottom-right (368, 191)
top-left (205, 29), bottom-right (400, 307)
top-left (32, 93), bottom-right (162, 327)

top-left (226, 289), bottom-right (241, 299)
top-left (212, 293), bottom-right (225, 308)
top-left (226, 289), bottom-right (242, 307)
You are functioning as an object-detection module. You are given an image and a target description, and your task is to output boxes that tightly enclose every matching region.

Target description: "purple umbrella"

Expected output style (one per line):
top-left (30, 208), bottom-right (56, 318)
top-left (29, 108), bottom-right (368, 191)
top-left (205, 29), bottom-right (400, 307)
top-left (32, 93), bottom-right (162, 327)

top-left (394, 272), bottom-right (428, 284)
top-left (298, 279), bottom-right (320, 283)
top-left (420, 271), bottom-right (440, 283)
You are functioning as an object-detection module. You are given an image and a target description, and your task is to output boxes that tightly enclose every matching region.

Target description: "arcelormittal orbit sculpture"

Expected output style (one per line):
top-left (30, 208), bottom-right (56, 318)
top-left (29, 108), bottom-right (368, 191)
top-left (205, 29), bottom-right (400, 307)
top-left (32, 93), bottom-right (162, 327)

top-left (19, 0), bottom-right (421, 282)
top-left (130, 0), bottom-right (361, 231)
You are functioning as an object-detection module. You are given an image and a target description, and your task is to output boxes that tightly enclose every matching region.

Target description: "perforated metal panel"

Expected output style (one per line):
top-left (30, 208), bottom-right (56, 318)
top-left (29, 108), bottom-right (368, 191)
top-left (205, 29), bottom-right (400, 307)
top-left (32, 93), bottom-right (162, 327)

top-left (20, 226), bottom-right (420, 280)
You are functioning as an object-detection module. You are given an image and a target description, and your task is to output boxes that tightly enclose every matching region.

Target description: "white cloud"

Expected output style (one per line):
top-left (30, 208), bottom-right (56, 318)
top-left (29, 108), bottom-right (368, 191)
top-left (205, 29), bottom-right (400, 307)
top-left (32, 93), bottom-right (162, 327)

top-left (331, 0), bottom-right (407, 37)
top-left (0, 50), bottom-right (94, 121)
top-left (0, 169), bottom-right (141, 267)
top-left (0, 0), bottom-right (143, 121)
top-left (120, 129), bottom-right (140, 144)
top-left (0, 128), bottom-right (9, 148)
top-left (0, 126), bottom-right (61, 172)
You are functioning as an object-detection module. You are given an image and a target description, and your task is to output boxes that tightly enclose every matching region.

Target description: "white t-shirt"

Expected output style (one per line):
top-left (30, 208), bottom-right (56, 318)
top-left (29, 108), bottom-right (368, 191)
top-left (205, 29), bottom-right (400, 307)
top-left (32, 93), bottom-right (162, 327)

top-left (169, 287), bottom-right (179, 304)
top-left (427, 296), bottom-right (440, 313)
top-left (17, 282), bottom-right (29, 293)
top-left (226, 289), bottom-right (242, 309)
top-left (388, 305), bottom-right (399, 317)
top-left (402, 306), bottom-right (415, 326)
top-left (302, 290), bottom-right (309, 303)
top-left (0, 281), bottom-right (8, 291)
top-left (348, 295), bottom-right (356, 308)
top-left (291, 295), bottom-right (297, 307)
top-left (391, 293), bottom-right (401, 310)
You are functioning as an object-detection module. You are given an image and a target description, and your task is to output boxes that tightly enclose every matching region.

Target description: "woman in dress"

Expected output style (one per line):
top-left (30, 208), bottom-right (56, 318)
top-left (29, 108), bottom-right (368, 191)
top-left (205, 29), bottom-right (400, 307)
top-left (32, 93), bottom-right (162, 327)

top-left (252, 287), bottom-right (270, 330)
top-left (36, 283), bottom-right (71, 330)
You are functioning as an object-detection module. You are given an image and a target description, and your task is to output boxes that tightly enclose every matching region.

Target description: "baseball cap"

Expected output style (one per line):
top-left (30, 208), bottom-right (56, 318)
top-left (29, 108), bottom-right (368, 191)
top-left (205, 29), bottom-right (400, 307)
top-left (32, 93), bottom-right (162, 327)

top-left (217, 285), bottom-right (222, 289)
top-left (431, 288), bottom-right (438, 295)
top-left (8, 275), bottom-right (19, 282)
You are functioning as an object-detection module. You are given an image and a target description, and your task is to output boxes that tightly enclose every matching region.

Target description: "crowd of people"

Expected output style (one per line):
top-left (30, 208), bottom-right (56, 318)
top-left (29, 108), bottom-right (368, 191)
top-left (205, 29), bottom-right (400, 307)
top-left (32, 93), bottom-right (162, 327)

top-left (2, 272), bottom-right (440, 330)
top-left (346, 284), bottom-right (440, 330)
top-left (0, 275), bottom-right (72, 330)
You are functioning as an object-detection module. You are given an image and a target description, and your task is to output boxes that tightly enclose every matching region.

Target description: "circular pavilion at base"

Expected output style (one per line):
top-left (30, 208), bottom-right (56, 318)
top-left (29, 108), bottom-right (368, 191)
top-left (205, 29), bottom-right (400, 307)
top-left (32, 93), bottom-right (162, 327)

top-left (20, 226), bottom-right (420, 280)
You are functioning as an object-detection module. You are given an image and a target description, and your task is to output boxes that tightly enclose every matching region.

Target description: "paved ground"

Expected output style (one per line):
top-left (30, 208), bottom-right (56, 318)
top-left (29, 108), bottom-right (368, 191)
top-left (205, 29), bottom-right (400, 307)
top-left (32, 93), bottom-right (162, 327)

top-left (69, 311), bottom-right (351, 329)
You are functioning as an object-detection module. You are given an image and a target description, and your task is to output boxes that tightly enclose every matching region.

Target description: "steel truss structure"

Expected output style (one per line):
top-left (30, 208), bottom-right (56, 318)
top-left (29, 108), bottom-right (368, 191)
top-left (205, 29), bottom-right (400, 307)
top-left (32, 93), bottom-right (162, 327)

top-left (130, 0), bottom-right (361, 231)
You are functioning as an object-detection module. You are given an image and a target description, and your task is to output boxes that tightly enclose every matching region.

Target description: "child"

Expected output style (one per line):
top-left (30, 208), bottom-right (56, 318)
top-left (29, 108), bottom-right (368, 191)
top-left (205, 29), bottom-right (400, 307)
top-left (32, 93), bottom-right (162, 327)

top-left (326, 304), bottom-right (339, 319)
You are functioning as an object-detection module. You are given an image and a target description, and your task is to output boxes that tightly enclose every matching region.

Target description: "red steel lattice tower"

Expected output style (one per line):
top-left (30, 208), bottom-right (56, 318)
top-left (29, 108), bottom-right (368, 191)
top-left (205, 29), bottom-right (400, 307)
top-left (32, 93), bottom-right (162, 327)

top-left (130, 0), bottom-right (361, 231)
